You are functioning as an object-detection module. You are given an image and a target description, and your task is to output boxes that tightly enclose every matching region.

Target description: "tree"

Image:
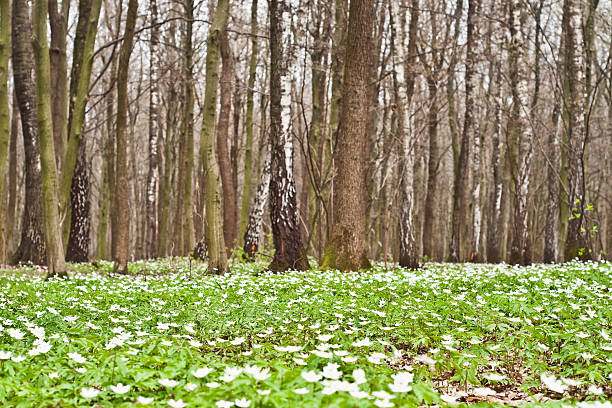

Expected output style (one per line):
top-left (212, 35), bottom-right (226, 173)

top-left (11, 0), bottom-right (46, 266)
top-left (562, 0), bottom-right (590, 260)
top-left (390, 0), bottom-right (419, 269)
top-left (243, 153), bottom-right (271, 260)
top-left (113, 0), bottom-right (138, 274)
top-left (507, 0), bottom-right (532, 266)
top-left (322, 0), bottom-right (375, 271)
top-left (146, 0), bottom-right (161, 258)
top-left (217, 29), bottom-right (237, 252)
top-left (197, 0), bottom-right (230, 274)
top-left (0, 0), bottom-right (9, 262)
top-left (268, 0), bottom-right (309, 272)
top-left (32, 0), bottom-right (68, 277)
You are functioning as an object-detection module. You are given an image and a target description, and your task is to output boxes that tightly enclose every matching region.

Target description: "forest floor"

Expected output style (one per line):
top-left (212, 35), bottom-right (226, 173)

top-left (0, 259), bottom-right (611, 407)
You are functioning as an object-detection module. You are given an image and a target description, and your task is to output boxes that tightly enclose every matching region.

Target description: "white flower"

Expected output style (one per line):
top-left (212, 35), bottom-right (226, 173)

top-left (137, 396), bottom-right (154, 404)
top-left (322, 362), bottom-right (342, 380)
top-left (235, 398), bottom-right (251, 407)
top-left (388, 383), bottom-right (412, 393)
top-left (341, 356), bottom-right (358, 363)
top-left (367, 352), bottom-right (386, 365)
top-left (540, 373), bottom-right (567, 394)
top-left (353, 368), bottom-right (367, 384)
top-left (372, 391), bottom-right (394, 400)
top-left (230, 337), bottom-right (245, 346)
top-left (216, 400), bottom-right (234, 408)
top-left (188, 340), bottom-right (203, 348)
top-left (293, 388), bottom-right (310, 394)
top-left (206, 382), bottom-right (220, 388)
top-left (301, 370), bottom-right (322, 383)
top-left (29, 341), bottom-right (52, 356)
top-left (168, 398), bottom-right (187, 408)
top-left (7, 328), bottom-right (24, 339)
top-left (158, 378), bottom-right (179, 387)
top-left (349, 390), bottom-right (371, 399)
top-left (374, 399), bottom-right (394, 408)
top-left (76, 367), bottom-right (87, 373)
top-left (81, 387), bottom-right (100, 398)
top-left (0, 351), bottom-right (12, 360)
top-left (293, 357), bottom-right (307, 365)
top-left (441, 394), bottom-right (458, 405)
top-left (68, 352), bottom-right (87, 364)
top-left (256, 389), bottom-right (270, 395)
top-left (483, 373), bottom-right (506, 381)
top-left (191, 367), bottom-right (213, 378)
top-left (473, 387), bottom-right (496, 396)
top-left (220, 366), bottom-right (242, 382)
top-left (184, 382), bottom-right (198, 391)
top-left (244, 365), bottom-right (271, 381)
top-left (588, 385), bottom-right (603, 395)
top-left (317, 334), bottom-right (334, 342)
top-left (11, 355), bottom-right (25, 362)
top-left (391, 372), bottom-right (413, 385)
top-left (110, 383), bottom-right (131, 394)
top-left (353, 338), bottom-right (372, 347)
top-left (49, 372), bottom-right (59, 379)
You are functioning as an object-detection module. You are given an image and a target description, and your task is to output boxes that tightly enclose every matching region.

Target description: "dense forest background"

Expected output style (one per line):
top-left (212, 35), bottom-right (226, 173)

top-left (0, 0), bottom-right (610, 275)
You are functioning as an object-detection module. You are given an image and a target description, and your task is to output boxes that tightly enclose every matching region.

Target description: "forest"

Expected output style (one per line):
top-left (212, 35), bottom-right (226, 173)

top-left (0, 0), bottom-right (611, 406)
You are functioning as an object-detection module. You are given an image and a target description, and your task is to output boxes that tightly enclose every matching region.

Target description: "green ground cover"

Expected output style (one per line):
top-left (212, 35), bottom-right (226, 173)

top-left (0, 260), bottom-right (611, 407)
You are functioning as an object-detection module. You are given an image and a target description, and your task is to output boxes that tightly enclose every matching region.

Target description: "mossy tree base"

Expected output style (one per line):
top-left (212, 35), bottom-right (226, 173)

top-left (321, 234), bottom-right (370, 272)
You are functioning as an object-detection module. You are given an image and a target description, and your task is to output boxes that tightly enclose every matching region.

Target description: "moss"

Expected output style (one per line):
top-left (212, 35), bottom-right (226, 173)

top-left (322, 234), bottom-right (371, 272)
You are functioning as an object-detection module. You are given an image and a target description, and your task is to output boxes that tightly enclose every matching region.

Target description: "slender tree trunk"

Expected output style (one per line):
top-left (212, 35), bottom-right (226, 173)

top-left (0, 0), bottom-right (9, 263)
top-left (322, 0), bottom-right (375, 271)
top-left (449, 0), bottom-right (473, 262)
top-left (196, 0), bottom-right (230, 274)
top-left (113, 0), bottom-right (138, 274)
top-left (267, 0), bottom-right (308, 272)
top-left (32, 0), bottom-right (67, 277)
top-left (48, 0), bottom-right (69, 167)
top-left (507, 0), bottom-right (532, 266)
top-left (244, 153), bottom-right (271, 260)
top-left (146, 0), bottom-right (160, 258)
top-left (158, 86), bottom-right (178, 256)
top-left (422, 77), bottom-right (438, 261)
top-left (217, 29), bottom-right (237, 252)
top-left (6, 91), bottom-right (18, 257)
top-left (11, 0), bottom-right (46, 266)
top-left (239, 0), bottom-right (259, 243)
top-left (390, 0), bottom-right (419, 269)
top-left (544, 103), bottom-right (561, 262)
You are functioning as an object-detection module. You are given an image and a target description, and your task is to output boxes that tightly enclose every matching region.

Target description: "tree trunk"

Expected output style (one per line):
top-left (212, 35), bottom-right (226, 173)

top-left (145, 0), bottom-right (160, 258)
top-left (390, 0), bottom-right (419, 269)
top-left (66, 143), bottom-right (90, 262)
top-left (239, 0), bottom-right (259, 243)
top-left (449, 0), bottom-right (472, 263)
top-left (244, 153), bottom-right (271, 260)
top-left (322, 0), bottom-right (375, 271)
top-left (196, 0), bottom-right (230, 274)
top-left (422, 77), bottom-right (438, 261)
top-left (113, 0), bottom-right (138, 274)
top-left (507, 0), bottom-right (532, 266)
top-left (11, 0), bottom-right (46, 266)
top-left (217, 29), bottom-right (237, 252)
top-left (48, 0), bottom-right (69, 167)
top-left (562, 0), bottom-right (591, 261)
top-left (0, 0), bottom-right (9, 263)
top-left (6, 91), bottom-right (18, 257)
top-left (32, 0), bottom-right (67, 277)
top-left (267, 0), bottom-right (309, 272)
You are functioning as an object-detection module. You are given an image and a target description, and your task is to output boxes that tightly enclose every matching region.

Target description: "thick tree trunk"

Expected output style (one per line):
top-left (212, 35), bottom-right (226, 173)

top-left (267, 0), bottom-right (308, 272)
top-left (145, 0), bottom-right (160, 258)
top-left (196, 0), bottom-right (230, 274)
top-left (562, 0), bottom-right (591, 261)
top-left (11, 0), bottom-right (46, 266)
top-left (113, 0), bottom-right (138, 274)
top-left (322, 0), bottom-right (375, 271)
top-left (217, 30), bottom-right (237, 252)
top-left (32, 0), bottom-right (67, 277)
top-left (66, 144), bottom-right (90, 262)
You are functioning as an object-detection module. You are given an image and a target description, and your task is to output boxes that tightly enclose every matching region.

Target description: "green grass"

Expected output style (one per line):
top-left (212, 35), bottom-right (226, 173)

top-left (0, 260), bottom-right (611, 407)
